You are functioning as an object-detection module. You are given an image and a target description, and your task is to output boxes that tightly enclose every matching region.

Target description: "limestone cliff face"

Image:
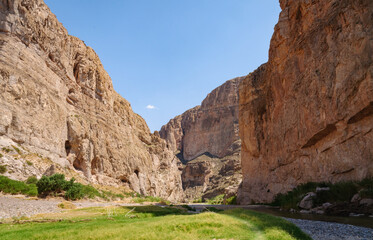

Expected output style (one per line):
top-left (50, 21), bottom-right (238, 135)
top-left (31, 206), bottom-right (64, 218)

top-left (160, 77), bottom-right (244, 200)
top-left (0, 0), bottom-right (183, 201)
top-left (239, 0), bottom-right (373, 203)
top-left (161, 77), bottom-right (244, 161)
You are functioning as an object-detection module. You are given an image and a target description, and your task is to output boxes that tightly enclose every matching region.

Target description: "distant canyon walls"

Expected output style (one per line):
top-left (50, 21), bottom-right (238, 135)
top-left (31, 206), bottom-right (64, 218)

top-left (239, 0), bottom-right (373, 203)
top-left (160, 77), bottom-right (243, 200)
top-left (0, 0), bottom-right (183, 201)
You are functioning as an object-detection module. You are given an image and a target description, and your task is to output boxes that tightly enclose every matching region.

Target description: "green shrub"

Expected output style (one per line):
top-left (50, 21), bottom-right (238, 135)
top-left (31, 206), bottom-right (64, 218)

top-left (0, 165), bottom-right (7, 174)
top-left (0, 176), bottom-right (37, 196)
top-left (192, 198), bottom-right (203, 203)
top-left (272, 178), bottom-right (373, 209)
top-left (207, 194), bottom-right (224, 204)
top-left (36, 174), bottom-right (105, 201)
top-left (65, 183), bottom-right (84, 200)
top-left (0, 153), bottom-right (3, 158)
top-left (26, 160), bottom-right (33, 166)
top-left (225, 195), bottom-right (237, 205)
top-left (26, 176), bottom-right (38, 185)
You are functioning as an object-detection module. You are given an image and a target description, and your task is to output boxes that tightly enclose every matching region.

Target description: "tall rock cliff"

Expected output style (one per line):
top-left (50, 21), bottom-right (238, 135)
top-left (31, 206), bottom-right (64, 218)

top-left (160, 77), bottom-right (244, 200)
top-left (0, 0), bottom-right (183, 201)
top-left (239, 0), bottom-right (373, 203)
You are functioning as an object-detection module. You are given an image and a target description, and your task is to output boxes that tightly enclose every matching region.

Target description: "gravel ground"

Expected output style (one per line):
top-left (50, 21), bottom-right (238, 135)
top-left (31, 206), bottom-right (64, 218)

top-left (0, 194), bottom-right (62, 219)
top-left (285, 218), bottom-right (373, 240)
top-left (0, 194), bottom-right (148, 220)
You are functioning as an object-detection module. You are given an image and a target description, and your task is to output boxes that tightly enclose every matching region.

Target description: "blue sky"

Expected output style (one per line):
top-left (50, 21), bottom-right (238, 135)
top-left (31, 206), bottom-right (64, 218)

top-left (44, 0), bottom-right (281, 132)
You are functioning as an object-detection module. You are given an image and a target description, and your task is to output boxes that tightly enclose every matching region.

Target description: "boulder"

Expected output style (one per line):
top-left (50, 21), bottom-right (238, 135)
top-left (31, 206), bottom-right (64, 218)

top-left (298, 192), bottom-right (316, 210)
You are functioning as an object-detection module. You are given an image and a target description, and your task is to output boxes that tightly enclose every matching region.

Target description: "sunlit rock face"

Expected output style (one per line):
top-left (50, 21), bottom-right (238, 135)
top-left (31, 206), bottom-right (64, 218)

top-left (160, 77), bottom-right (244, 201)
top-left (0, 0), bottom-right (183, 201)
top-left (239, 0), bottom-right (373, 204)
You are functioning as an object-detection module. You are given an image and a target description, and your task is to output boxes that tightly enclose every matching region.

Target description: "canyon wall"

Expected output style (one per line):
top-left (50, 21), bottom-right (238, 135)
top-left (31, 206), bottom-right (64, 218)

top-left (0, 0), bottom-right (183, 201)
top-left (239, 0), bottom-right (373, 203)
top-left (160, 77), bottom-right (243, 200)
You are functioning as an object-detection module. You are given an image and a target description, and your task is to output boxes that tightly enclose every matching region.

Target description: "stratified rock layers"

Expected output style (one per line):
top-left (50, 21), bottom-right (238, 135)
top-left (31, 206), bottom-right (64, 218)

top-left (239, 0), bottom-right (373, 203)
top-left (0, 0), bottom-right (183, 201)
top-left (160, 77), bottom-right (244, 200)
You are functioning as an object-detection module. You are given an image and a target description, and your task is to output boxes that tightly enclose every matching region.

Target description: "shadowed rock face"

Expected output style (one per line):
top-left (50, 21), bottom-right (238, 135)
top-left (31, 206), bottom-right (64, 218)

top-left (0, 0), bottom-right (183, 201)
top-left (160, 77), bottom-right (244, 200)
top-left (239, 0), bottom-right (373, 204)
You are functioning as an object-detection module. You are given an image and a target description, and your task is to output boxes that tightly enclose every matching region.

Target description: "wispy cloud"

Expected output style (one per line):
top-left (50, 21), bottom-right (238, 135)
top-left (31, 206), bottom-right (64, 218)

top-left (146, 104), bottom-right (157, 110)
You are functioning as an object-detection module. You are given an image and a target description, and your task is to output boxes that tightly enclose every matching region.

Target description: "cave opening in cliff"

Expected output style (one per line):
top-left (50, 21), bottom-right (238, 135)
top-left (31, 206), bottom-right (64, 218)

top-left (65, 140), bottom-right (71, 156)
top-left (119, 176), bottom-right (130, 184)
top-left (134, 169), bottom-right (139, 177)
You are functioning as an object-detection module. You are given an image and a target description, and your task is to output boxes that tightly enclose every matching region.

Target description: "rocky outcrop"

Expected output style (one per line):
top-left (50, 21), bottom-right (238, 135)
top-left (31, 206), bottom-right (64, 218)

top-left (0, 0), bottom-right (183, 201)
top-left (239, 0), bottom-right (373, 203)
top-left (160, 77), bottom-right (244, 200)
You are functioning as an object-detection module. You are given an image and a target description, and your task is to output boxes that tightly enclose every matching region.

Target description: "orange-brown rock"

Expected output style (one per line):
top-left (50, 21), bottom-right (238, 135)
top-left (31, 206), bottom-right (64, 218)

top-left (160, 77), bottom-right (244, 200)
top-left (239, 0), bottom-right (373, 203)
top-left (0, 0), bottom-right (183, 201)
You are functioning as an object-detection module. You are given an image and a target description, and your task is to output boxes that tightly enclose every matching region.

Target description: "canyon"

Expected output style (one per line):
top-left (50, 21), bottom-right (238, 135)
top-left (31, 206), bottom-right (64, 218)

top-left (160, 77), bottom-right (243, 201)
top-left (0, 0), bottom-right (372, 205)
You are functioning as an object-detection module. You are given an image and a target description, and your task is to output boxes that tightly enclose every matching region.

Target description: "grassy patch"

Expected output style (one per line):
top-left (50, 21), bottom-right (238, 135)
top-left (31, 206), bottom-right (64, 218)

top-left (0, 164), bottom-right (7, 174)
top-left (206, 194), bottom-right (224, 204)
top-left (1, 147), bottom-right (11, 153)
top-left (0, 176), bottom-right (37, 196)
top-left (0, 206), bottom-right (310, 240)
top-left (272, 178), bottom-right (373, 209)
top-left (12, 145), bottom-right (22, 155)
top-left (133, 195), bottom-right (169, 204)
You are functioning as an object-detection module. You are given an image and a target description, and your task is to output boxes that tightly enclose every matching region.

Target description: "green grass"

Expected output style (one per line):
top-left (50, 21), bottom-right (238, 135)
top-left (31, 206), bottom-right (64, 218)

top-left (272, 178), bottom-right (373, 209)
top-left (0, 206), bottom-right (311, 240)
top-left (0, 176), bottom-right (37, 196)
